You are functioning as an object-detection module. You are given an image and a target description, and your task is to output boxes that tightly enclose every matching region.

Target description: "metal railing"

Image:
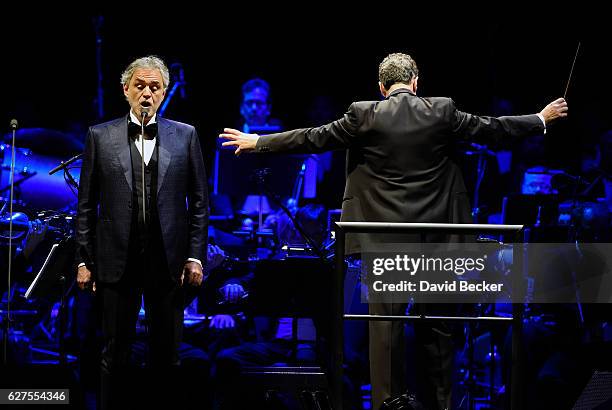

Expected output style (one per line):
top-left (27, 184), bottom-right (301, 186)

top-left (331, 222), bottom-right (525, 410)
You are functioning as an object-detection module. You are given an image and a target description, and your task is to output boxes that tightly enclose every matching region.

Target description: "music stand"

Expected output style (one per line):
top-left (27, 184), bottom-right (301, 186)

top-left (246, 257), bottom-right (333, 407)
top-left (213, 145), bottom-right (309, 210)
top-left (24, 237), bottom-right (75, 365)
top-left (249, 257), bottom-right (332, 351)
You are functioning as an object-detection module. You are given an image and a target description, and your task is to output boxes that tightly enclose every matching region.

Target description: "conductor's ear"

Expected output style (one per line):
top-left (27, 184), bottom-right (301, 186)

top-left (413, 76), bottom-right (419, 93)
top-left (379, 82), bottom-right (387, 98)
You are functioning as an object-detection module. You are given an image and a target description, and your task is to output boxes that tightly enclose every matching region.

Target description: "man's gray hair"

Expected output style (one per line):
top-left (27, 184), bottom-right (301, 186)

top-left (120, 55), bottom-right (170, 90)
top-left (378, 53), bottom-right (419, 90)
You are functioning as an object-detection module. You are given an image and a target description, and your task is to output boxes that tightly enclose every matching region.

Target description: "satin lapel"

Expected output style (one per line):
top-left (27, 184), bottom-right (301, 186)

top-left (157, 118), bottom-right (173, 194)
top-left (108, 116), bottom-right (132, 191)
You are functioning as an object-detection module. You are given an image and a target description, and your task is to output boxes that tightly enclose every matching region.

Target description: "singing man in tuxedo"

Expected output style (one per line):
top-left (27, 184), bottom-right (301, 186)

top-left (220, 53), bottom-right (568, 409)
top-left (75, 55), bottom-right (208, 409)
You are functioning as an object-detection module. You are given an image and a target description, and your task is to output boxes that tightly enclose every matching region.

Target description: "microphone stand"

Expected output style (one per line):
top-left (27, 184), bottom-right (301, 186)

top-left (48, 153), bottom-right (83, 176)
top-left (49, 153), bottom-right (83, 192)
top-left (3, 119), bottom-right (18, 365)
top-left (141, 111), bottom-right (148, 226)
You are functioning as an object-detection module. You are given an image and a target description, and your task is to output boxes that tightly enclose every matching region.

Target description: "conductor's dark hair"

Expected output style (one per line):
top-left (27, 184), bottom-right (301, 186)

top-left (378, 53), bottom-right (419, 90)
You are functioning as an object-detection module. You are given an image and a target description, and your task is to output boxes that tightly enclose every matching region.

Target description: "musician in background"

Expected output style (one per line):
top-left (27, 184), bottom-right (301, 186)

top-left (211, 78), bottom-right (285, 226)
top-left (185, 242), bottom-right (252, 358)
top-left (521, 166), bottom-right (559, 195)
top-left (239, 78), bottom-right (283, 134)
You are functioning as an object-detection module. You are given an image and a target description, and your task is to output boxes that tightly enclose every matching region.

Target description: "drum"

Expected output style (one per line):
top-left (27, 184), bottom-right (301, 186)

top-left (1, 128), bottom-right (83, 211)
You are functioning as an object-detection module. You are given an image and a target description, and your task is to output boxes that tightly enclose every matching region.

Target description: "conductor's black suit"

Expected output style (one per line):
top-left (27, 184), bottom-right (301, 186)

top-left (255, 88), bottom-right (544, 409)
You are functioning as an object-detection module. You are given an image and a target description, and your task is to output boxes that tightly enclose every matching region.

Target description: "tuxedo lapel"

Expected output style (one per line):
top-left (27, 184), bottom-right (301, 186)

top-left (108, 116), bottom-right (133, 191)
top-left (157, 118), bottom-right (173, 194)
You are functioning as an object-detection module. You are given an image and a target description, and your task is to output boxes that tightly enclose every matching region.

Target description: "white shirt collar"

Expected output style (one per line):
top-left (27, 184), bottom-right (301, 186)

top-left (129, 110), bottom-right (157, 126)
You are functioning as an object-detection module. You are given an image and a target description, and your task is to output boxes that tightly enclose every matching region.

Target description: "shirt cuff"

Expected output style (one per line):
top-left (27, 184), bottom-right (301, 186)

top-left (536, 113), bottom-right (546, 134)
top-left (77, 262), bottom-right (86, 268)
top-left (186, 258), bottom-right (203, 268)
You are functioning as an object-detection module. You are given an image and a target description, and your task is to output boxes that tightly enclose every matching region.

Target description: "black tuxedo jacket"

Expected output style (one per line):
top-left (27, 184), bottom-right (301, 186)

top-left (256, 89), bottom-right (544, 253)
top-left (76, 116), bottom-right (208, 282)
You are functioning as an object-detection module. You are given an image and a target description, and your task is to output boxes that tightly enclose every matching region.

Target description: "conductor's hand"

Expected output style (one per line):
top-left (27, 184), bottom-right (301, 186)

top-left (540, 98), bottom-right (568, 125)
top-left (219, 128), bottom-right (259, 155)
top-left (77, 265), bottom-right (95, 292)
top-left (181, 261), bottom-right (204, 287)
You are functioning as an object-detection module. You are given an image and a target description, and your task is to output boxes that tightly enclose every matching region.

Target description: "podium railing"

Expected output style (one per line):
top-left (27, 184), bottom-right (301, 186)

top-left (331, 222), bottom-right (525, 410)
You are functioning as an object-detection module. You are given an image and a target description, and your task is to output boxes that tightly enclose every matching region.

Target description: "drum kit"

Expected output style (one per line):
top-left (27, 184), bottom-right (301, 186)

top-left (1, 127), bottom-right (82, 364)
top-left (1, 128), bottom-right (81, 287)
top-left (0, 126), bottom-right (82, 255)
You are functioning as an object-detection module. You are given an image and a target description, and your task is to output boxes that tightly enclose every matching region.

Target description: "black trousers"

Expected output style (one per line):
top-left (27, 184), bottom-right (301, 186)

top-left (369, 302), bottom-right (453, 410)
top-left (99, 240), bottom-right (184, 410)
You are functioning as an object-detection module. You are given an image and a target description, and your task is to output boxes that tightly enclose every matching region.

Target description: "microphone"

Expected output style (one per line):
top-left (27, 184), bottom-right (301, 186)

top-left (9, 119), bottom-right (18, 130)
top-left (49, 153), bottom-right (83, 175)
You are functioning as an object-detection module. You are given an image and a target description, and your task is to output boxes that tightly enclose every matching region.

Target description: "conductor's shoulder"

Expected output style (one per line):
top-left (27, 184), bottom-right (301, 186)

top-left (350, 100), bottom-right (379, 113)
top-left (422, 96), bottom-right (453, 107)
top-left (419, 96), bottom-right (456, 116)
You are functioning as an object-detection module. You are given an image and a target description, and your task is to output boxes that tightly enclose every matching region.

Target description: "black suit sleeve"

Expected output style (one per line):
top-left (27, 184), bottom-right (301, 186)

top-left (449, 99), bottom-right (544, 141)
top-left (187, 128), bottom-right (209, 265)
top-left (255, 102), bottom-right (363, 154)
top-left (75, 127), bottom-right (99, 269)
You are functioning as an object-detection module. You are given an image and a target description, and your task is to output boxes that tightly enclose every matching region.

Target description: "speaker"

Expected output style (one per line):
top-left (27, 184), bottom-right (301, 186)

top-left (574, 371), bottom-right (612, 410)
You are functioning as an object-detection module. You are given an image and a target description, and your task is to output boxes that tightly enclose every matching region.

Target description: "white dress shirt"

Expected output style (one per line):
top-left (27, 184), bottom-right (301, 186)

top-left (129, 111), bottom-right (157, 166)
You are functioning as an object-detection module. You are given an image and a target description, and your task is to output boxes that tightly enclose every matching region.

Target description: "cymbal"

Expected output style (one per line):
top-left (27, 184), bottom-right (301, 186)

top-left (3, 128), bottom-right (84, 156)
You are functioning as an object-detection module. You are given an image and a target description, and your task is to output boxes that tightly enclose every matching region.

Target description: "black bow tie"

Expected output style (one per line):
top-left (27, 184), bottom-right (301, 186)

top-left (128, 121), bottom-right (158, 138)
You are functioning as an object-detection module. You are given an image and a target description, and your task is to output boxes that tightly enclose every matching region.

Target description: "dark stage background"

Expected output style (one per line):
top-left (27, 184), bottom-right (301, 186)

top-left (1, 13), bottom-right (608, 196)
top-left (1, 11), bottom-right (611, 410)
